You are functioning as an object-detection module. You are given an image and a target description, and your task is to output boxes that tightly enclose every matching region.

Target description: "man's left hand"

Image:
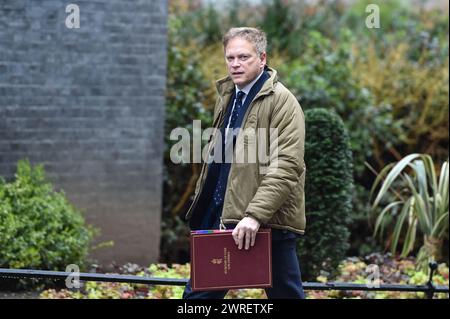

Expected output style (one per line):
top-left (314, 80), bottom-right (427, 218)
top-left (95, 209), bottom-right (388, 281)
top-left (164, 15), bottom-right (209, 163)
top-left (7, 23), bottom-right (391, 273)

top-left (232, 216), bottom-right (260, 250)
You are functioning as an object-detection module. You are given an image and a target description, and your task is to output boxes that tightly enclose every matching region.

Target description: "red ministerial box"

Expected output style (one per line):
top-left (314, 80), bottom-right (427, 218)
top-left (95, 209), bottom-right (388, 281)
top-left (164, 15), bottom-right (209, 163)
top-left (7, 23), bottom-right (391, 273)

top-left (190, 228), bottom-right (272, 291)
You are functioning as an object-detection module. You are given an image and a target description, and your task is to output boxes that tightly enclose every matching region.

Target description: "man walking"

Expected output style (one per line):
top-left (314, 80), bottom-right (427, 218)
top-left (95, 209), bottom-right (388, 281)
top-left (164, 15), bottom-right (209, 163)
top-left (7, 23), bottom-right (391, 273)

top-left (184, 27), bottom-right (306, 299)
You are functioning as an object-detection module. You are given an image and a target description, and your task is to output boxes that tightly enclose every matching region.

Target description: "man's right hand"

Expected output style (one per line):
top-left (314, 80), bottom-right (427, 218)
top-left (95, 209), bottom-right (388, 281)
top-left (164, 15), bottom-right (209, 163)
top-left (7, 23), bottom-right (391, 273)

top-left (232, 216), bottom-right (260, 250)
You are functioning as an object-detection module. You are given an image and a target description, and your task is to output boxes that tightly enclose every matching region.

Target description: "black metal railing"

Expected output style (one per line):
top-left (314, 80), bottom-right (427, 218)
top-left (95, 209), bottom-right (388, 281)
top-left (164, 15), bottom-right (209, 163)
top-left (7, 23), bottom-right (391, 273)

top-left (0, 262), bottom-right (448, 299)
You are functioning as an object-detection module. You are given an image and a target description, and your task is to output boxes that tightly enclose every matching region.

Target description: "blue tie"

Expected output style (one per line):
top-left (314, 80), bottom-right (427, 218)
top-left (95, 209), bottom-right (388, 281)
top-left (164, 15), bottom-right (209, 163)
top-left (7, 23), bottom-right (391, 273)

top-left (229, 91), bottom-right (245, 129)
top-left (225, 91), bottom-right (245, 147)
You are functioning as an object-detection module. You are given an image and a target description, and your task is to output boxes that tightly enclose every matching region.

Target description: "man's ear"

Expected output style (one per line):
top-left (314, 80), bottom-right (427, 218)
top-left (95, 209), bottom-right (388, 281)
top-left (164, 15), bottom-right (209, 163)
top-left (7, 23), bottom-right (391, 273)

top-left (259, 52), bottom-right (267, 67)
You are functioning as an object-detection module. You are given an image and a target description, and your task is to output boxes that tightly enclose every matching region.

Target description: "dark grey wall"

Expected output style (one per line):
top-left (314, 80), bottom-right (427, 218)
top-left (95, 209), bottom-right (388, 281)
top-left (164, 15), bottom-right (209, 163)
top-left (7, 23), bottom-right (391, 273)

top-left (0, 0), bottom-right (167, 266)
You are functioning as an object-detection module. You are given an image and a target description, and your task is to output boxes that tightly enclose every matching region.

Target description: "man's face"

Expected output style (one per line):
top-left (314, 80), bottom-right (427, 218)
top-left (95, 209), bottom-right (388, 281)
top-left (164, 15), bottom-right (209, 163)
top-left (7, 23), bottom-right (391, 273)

top-left (225, 37), bottom-right (266, 89)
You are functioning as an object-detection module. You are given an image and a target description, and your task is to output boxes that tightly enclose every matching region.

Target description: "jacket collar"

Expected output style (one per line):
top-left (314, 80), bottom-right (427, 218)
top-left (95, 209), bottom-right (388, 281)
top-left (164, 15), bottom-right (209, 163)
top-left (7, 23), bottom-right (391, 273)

top-left (215, 66), bottom-right (277, 99)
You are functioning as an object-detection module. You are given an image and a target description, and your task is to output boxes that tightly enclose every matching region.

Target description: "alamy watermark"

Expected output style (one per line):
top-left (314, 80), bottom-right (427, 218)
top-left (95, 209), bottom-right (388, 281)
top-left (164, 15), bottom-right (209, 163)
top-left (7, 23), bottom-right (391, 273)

top-left (64, 3), bottom-right (379, 30)
top-left (365, 264), bottom-right (381, 289)
top-left (366, 4), bottom-right (380, 29)
top-left (65, 264), bottom-right (80, 289)
top-left (65, 4), bottom-right (80, 29)
top-left (169, 121), bottom-right (279, 174)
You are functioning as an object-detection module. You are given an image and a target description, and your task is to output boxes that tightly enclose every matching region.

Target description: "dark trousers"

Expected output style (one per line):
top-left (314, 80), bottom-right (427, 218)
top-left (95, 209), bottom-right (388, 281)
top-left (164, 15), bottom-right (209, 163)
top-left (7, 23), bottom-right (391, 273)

top-left (182, 235), bottom-right (306, 299)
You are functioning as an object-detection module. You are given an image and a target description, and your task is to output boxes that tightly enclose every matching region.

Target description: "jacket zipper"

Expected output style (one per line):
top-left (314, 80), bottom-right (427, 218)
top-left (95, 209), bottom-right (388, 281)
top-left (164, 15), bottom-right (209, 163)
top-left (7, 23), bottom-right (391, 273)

top-left (220, 92), bottom-right (270, 221)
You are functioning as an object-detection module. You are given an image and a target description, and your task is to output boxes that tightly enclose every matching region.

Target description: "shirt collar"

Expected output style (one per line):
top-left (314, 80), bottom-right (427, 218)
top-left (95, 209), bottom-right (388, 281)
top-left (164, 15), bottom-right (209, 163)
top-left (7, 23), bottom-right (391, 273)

top-left (235, 69), bottom-right (264, 97)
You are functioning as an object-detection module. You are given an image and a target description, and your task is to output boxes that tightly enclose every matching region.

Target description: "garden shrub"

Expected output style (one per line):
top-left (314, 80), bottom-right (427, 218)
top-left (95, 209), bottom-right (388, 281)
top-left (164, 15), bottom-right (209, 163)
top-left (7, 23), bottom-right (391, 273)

top-left (310, 253), bottom-right (449, 299)
top-left (0, 160), bottom-right (95, 271)
top-left (298, 108), bottom-right (353, 280)
top-left (352, 42), bottom-right (449, 165)
top-left (277, 29), bottom-right (402, 178)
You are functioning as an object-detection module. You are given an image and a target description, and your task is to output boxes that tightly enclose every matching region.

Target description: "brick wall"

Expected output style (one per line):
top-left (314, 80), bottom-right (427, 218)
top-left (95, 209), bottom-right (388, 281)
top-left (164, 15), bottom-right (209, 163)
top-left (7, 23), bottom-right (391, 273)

top-left (0, 0), bottom-right (167, 266)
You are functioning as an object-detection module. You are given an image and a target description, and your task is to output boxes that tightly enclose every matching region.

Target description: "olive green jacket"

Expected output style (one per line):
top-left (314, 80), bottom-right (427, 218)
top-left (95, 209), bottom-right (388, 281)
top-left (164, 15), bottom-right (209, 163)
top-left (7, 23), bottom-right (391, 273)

top-left (185, 67), bottom-right (306, 234)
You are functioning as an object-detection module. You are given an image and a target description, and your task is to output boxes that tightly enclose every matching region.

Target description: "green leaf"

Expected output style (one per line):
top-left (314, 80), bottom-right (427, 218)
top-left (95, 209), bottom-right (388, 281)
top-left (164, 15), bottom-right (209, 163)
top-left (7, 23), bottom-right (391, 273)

top-left (391, 197), bottom-right (412, 256)
top-left (371, 153), bottom-right (421, 209)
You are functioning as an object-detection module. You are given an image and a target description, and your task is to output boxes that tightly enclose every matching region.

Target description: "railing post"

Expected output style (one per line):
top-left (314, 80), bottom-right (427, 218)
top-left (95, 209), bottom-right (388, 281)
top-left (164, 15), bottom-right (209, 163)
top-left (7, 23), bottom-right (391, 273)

top-left (426, 261), bottom-right (438, 299)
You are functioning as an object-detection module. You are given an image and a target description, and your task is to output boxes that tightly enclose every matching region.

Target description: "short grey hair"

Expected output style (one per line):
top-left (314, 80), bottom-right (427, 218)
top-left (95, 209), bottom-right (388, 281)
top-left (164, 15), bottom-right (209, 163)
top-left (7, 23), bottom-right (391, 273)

top-left (222, 27), bottom-right (267, 56)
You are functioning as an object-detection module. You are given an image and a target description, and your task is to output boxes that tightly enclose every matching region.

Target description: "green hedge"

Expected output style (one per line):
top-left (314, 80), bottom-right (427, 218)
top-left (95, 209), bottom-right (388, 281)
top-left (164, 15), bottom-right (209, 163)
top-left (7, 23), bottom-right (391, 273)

top-left (297, 108), bottom-right (353, 280)
top-left (0, 160), bottom-right (94, 270)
